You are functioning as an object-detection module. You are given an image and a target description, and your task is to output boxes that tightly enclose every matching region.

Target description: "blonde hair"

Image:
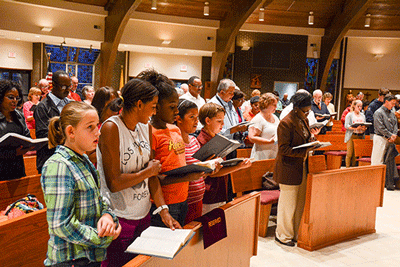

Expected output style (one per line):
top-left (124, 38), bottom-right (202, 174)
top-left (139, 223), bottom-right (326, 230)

top-left (259, 93), bottom-right (278, 110)
top-left (48, 102), bottom-right (96, 149)
top-left (198, 102), bottom-right (225, 125)
top-left (350, 100), bottom-right (362, 112)
top-left (251, 89), bottom-right (261, 97)
top-left (28, 87), bottom-right (41, 101)
top-left (322, 92), bottom-right (333, 102)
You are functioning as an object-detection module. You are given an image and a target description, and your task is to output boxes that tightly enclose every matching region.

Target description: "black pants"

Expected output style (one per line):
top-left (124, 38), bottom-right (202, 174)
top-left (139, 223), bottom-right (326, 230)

top-left (50, 258), bottom-right (101, 267)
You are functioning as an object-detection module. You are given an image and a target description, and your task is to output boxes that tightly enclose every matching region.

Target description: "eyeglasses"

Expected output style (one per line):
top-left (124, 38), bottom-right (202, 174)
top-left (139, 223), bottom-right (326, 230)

top-left (5, 95), bottom-right (21, 101)
top-left (191, 84), bottom-right (203, 89)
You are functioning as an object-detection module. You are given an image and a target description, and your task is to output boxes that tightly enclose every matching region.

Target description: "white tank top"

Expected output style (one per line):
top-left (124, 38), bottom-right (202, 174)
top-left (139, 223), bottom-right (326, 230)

top-left (97, 115), bottom-right (151, 220)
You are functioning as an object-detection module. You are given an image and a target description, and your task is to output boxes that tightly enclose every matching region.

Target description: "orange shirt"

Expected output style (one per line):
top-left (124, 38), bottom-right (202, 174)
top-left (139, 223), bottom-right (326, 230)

top-left (152, 124), bottom-right (188, 204)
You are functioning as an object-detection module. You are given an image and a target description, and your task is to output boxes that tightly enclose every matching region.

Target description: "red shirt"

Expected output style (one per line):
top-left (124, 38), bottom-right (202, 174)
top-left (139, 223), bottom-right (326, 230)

top-left (68, 91), bottom-right (81, 101)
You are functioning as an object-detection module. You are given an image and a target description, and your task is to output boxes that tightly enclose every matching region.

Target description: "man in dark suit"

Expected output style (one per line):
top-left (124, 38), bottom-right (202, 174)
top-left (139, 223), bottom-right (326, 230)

top-left (34, 70), bottom-right (71, 173)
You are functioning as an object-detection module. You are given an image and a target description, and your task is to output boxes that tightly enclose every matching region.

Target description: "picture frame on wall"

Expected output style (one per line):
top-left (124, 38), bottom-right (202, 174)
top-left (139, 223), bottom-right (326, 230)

top-left (250, 74), bottom-right (261, 89)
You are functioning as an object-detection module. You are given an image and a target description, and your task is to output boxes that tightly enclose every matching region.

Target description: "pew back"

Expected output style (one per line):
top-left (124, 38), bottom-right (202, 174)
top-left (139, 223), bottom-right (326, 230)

top-left (236, 148), bottom-right (252, 158)
top-left (230, 159), bottom-right (275, 195)
top-left (308, 155), bottom-right (327, 173)
top-left (353, 139), bottom-right (373, 158)
top-left (316, 134), bottom-right (346, 151)
top-left (23, 155), bottom-right (39, 176)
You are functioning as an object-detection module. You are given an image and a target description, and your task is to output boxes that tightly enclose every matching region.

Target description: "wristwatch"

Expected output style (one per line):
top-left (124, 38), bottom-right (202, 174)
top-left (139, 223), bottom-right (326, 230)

top-left (152, 205), bottom-right (169, 215)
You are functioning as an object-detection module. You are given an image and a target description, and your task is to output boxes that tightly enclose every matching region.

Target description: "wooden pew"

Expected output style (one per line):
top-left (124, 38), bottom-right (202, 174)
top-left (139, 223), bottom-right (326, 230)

top-left (29, 129), bottom-right (36, 139)
top-left (316, 134), bottom-right (346, 170)
top-left (297, 165), bottom-right (386, 251)
top-left (230, 159), bottom-right (279, 237)
top-left (0, 175), bottom-right (48, 267)
top-left (124, 192), bottom-right (261, 267)
top-left (23, 155), bottom-right (39, 176)
top-left (236, 148), bottom-right (252, 158)
top-left (353, 139), bottom-right (373, 166)
top-left (308, 155), bottom-right (327, 174)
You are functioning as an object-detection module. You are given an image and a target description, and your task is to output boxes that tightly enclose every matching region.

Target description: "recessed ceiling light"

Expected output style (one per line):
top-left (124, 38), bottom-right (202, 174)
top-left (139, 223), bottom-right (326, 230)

top-left (158, 48), bottom-right (163, 50)
top-left (185, 53), bottom-right (188, 55)
top-left (35, 35), bottom-right (40, 38)
top-left (162, 40), bottom-right (171, 45)
top-left (16, 37), bottom-right (21, 40)
top-left (124, 45), bottom-right (128, 47)
top-left (41, 27), bottom-right (52, 32)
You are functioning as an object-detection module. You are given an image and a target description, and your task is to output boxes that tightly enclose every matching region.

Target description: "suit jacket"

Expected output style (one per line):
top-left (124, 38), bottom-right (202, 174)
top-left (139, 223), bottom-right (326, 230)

top-left (274, 110), bottom-right (312, 185)
top-left (34, 96), bottom-right (60, 172)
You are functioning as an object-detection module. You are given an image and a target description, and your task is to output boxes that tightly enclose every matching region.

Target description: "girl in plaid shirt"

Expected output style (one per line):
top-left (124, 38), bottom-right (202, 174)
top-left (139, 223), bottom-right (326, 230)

top-left (41, 102), bottom-right (121, 267)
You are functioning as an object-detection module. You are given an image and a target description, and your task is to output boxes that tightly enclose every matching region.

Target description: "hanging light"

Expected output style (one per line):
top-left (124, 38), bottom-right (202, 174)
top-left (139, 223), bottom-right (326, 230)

top-left (204, 2), bottom-right (209, 16)
top-left (308, 11), bottom-right (314, 25)
top-left (151, 0), bottom-right (157, 10)
top-left (365, 14), bottom-right (371, 27)
top-left (259, 7), bottom-right (265, 22)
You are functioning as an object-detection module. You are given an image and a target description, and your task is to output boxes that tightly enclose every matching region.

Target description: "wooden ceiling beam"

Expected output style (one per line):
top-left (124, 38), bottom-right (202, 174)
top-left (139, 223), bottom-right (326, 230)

top-left (318, 0), bottom-right (373, 91)
top-left (210, 0), bottom-right (267, 96)
top-left (100, 0), bottom-right (142, 87)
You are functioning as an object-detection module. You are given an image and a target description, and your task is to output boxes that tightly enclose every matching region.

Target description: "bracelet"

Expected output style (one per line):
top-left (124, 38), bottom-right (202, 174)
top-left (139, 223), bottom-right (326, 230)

top-left (152, 205), bottom-right (169, 215)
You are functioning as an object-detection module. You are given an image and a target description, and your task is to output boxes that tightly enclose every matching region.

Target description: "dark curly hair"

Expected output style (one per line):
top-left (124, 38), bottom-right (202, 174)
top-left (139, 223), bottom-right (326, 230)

top-left (136, 69), bottom-right (176, 102)
top-left (292, 90), bottom-right (312, 108)
top-left (121, 79), bottom-right (158, 111)
top-left (0, 79), bottom-right (23, 106)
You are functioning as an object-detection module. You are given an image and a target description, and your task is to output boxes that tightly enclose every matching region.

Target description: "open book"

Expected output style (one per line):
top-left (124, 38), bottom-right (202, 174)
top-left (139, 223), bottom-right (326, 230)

top-left (220, 157), bottom-right (255, 167)
top-left (162, 164), bottom-right (214, 177)
top-left (350, 122), bottom-right (372, 128)
top-left (192, 134), bottom-right (241, 161)
top-left (315, 112), bottom-right (337, 119)
top-left (126, 226), bottom-right (195, 259)
top-left (226, 121), bottom-right (254, 130)
top-left (0, 133), bottom-right (48, 151)
top-left (293, 141), bottom-right (331, 150)
top-left (309, 120), bottom-right (328, 129)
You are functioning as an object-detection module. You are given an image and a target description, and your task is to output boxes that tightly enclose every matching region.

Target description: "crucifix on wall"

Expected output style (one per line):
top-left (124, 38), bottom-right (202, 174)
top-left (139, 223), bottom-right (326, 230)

top-left (250, 74), bottom-right (261, 89)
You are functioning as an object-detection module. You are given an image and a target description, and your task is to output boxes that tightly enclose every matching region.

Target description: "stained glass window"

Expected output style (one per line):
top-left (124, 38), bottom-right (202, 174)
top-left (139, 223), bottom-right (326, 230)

top-left (327, 59), bottom-right (339, 97)
top-left (305, 58), bottom-right (318, 92)
top-left (45, 44), bottom-right (100, 89)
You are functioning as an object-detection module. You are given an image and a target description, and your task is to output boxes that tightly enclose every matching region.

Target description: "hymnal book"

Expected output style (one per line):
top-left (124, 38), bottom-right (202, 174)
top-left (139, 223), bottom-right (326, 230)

top-left (310, 120), bottom-right (328, 129)
top-left (29, 105), bottom-right (37, 112)
top-left (0, 133), bottom-right (48, 151)
top-left (125, 226), bottom-right (195, 259)
top-left (226, 121), bottom-right (254, 130)
top-left (350, 122), bottom-right (372, 128)
top-left (221, 158), bottom-right (244, 167)
top-left (293, 141), bottom-right (331, 150)
top-left (192, 134), bottom-right (241, 161)
top-left (315, 112), bottom-right (337, 118)
top-left (162, 164), bottom-right (213, 177)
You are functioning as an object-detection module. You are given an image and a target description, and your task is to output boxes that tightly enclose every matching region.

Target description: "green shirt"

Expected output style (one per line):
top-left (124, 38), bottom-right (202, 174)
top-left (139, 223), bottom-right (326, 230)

top-left (41, 145), bottom-right (117, 266)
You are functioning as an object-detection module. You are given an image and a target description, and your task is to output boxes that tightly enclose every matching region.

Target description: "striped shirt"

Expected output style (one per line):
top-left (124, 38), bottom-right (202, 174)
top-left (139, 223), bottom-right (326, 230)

top-left (185, 135), bottom-right (206, 205)
top-left (41, 145), bottom-right (117, 266)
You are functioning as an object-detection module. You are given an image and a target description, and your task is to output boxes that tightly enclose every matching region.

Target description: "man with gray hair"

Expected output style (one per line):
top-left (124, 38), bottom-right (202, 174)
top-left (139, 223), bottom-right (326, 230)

top-left (208, 79), bottom-right (247, 139)
top-left (311, 89), bottom-right (331, 134)
top-left (38, 78), bottom-right (50, 99)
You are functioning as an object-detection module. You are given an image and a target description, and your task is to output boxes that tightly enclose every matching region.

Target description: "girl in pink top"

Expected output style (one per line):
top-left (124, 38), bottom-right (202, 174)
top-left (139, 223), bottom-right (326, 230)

top-left (23, 87), bottom-right (41, 130)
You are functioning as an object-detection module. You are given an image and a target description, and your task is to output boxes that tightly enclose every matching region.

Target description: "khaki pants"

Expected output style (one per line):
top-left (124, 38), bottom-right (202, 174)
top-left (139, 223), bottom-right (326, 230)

top-left (371, 134), bottom-right (388, 165)
top-left (346, 134), bottom-right (364, 167)
top-left (276, 170), bottom-right (307, 243)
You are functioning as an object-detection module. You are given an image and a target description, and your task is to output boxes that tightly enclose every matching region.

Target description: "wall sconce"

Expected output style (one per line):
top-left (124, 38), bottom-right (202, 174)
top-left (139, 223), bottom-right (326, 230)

top-left (60, 38), bottom-right (66, 50)
top-left (204, 2), bottom-right (209, 16)
top-left (259, 7), bottom-right (265, 22)
top-left (373, 54), bottom-right (384, 61)
top-left (313, 50), bottom-right (318, 59)
top-left (89, 45), bottom-right (93, 53)
top-left (151, 0), bottom-right (157, 10)
top-left (308, 11), bottom-right (314, 25)
top-left (365, 14), bottom-right (371, 27)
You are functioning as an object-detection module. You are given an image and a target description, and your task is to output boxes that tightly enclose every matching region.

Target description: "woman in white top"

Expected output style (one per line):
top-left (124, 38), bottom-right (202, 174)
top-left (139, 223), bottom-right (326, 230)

top-left (323, 92), bottom-right (335, 130)
top-left (248, 93), bottom-right (280, 160)
top-left (97, 79), bottom-right (179, 267)
top-left (344, 100), bottom-right (367, 167)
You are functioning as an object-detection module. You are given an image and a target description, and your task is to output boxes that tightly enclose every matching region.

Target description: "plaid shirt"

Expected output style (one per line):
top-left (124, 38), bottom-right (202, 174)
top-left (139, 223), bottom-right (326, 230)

top-left (41, 145), bottom-right (117, 266)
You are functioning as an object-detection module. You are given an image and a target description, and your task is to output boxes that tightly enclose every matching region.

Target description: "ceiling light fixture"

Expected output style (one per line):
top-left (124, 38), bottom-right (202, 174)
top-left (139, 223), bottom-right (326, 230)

top-left (161, 40), bottom-right (171, 45)
top-left (365, 14), bottom-right (371, 27)
top-left (204, 2), bottom-right (209, 16)
top-left (308, 11), bottom-right (314, 25)
top-left (259, 7), bottom-right (265, 22)
top-left (151, 0), bottom-right (157, 10)
top-left (41, 27), bottom-right (52, 32)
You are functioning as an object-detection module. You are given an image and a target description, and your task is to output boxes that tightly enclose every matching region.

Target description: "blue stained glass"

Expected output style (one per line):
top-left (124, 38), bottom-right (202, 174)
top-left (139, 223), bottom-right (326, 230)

top-left (68, 65), bottom-right (76, 77)
top-left (77, 48), bottom-right (100, 64)
top-left (0, 72), bottom-right (10, 80)
top-left (12, 73), bottom-right (22, 83)
top-left (45, 44), bottom-right (68, 62)
top-left (77, 65), bottom-right (93, 83)
top-left (326, 59), bottom-right (339, 97)
top-left (68, 47), bottom-right (78, 62)
top-left (305, 58), bottom-right (318, 92)
top-left (50, 63), bottom-right (66, 72)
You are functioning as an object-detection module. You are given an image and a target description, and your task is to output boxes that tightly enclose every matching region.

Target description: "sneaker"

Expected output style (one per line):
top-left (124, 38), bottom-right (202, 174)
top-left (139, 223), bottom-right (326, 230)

top-left (275, 236), bottom-right (295, 247)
